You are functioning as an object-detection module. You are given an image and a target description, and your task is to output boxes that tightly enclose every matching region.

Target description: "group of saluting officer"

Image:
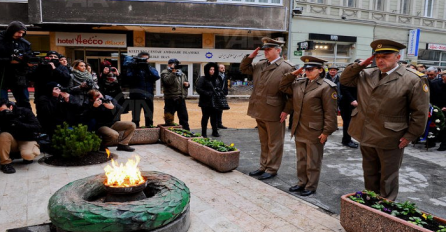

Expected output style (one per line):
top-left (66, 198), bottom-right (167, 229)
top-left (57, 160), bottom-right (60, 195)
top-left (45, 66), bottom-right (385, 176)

top-left (242, 37), bottom-right (429, 199)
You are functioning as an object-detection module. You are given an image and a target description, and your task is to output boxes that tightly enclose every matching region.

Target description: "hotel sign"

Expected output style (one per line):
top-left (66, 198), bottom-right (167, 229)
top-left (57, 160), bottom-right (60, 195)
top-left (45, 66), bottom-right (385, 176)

top-left (56, 32), bottom-right (127, 48)
top-left (127, 47), bottom-right (263, 63)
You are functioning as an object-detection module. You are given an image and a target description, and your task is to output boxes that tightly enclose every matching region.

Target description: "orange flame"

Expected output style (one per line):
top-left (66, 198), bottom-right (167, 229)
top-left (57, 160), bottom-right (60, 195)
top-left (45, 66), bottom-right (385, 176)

top-left (104, 156), bottom-right (145, 187)
top-left (105, 148), bottom-right (110, 159)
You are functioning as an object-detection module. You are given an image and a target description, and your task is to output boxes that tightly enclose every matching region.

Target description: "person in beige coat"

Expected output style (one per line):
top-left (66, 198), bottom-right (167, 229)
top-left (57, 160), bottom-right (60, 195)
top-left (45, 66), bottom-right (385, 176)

top-left (340, 39), bottom-right (430, 201)
top-left (240, 37), bottom-right (294, 180)
top-left (280, 56), bottom-right (338, 196)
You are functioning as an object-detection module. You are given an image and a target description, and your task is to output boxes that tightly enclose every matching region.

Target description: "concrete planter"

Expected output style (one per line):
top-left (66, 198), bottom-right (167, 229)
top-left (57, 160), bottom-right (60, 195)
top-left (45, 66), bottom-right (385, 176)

top-left (164, 129), bottom-right (200, 155)
top-left (187, 140), bottom-right (240, 172)
top-left (157, 124), bottom-right (182, 143)
top-left (340, 192), bottom-right (446, 232)
top-left (111, 127), bottom-right (160, 146)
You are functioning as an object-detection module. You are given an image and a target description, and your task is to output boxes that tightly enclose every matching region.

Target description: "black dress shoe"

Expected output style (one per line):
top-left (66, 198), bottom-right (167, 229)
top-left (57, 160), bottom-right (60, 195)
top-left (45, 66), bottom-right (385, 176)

top-left (218, 125), bottom-right (228, 129)
top-left (289, 185), bottom-right (305, 192)
top-left (258, 172), bottom-right (276, 180)
top-left (342, 141), bottom-right (358, 148)
top-left (212, 132), bottom-right (220, 137)
top-left (22, 159), bottom-right (33, 165)
top-left (248, 169), bottom-right (265, 176)
top-left (300, 190), bottom-right (316, 196)
top-left (117, 144), bottom-right (135, 152)
top-left (438, 147), bottom-right (446, 151)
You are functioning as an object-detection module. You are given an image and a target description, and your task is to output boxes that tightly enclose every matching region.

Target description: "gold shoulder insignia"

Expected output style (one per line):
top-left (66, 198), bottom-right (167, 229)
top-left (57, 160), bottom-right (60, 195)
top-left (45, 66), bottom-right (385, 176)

top-left (331, 92), bottom-right (338, 100)
top-left (406, 68), bottom-right (426, 78)
top-left (323, 79), bottom-right (337, 88)
top-left (423, 83), bottom-right (429, 93)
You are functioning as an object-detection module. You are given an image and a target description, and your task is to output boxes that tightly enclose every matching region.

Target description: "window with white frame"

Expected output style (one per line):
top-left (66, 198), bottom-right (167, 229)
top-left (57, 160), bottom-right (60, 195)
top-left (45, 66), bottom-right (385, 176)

top-left (217, 0), bottom-right (282, 5)
top-left (343, 0), bottom-right (356, 7)
top-left (309, 0), bottom-right (325, 3)
top-left (400, 0), bottom-right (411, 14)
top-left (424, 0), bottom-right (434, 17)
top-left (374, 0), bottom-right (385, 11)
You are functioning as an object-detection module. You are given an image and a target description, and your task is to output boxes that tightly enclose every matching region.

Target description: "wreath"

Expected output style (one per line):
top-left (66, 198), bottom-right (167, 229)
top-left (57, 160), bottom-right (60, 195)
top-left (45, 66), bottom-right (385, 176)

top-left (425, 105), bottom-right (445, 141)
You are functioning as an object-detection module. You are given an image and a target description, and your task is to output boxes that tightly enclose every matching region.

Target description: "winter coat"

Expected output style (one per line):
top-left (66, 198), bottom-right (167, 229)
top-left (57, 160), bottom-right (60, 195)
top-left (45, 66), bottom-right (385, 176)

top-left (196, 62), bottom-right (220, 108)
top-left (240, 56), bottom-right (294, 121)
top-left (128, 64), bottom-right (160, 99)
top-left (340, 63), bottom-right (430, 149)
top-left (84, 96), bottom-right (123, 130)
top-left (0, 21), bottom-right (32, 89)
top-left (280, 75), bottom-right (338, 143)
top-left (161, 68), bottom-right (189, 99)
top-left (0, 107), bottom-right (40, 141)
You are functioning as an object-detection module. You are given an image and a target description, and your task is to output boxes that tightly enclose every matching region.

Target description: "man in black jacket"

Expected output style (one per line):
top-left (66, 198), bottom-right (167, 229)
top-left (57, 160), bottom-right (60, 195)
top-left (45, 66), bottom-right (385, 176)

top-left (216, 64), bottom-right (229, 129)
top-left (0, 99), bottom-right (41, 174)
top-left (430, 71), bottom-right (446, 151)
top-left (86, 89), bottom-right (136, 152)
top-left (0, 21), bottom-right (33, 109)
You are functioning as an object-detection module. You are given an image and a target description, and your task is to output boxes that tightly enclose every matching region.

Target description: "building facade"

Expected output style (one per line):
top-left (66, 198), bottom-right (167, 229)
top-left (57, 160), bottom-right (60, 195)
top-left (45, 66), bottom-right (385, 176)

top-left (291, 0), bottom-right (446, 68)
top-left (1, 0), bottom-right (293, 97)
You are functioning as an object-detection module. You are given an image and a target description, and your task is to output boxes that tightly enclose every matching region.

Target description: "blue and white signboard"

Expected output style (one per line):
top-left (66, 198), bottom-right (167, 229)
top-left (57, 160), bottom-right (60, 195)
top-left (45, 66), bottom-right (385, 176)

top-left (407, 29), bottom-right (420, 56)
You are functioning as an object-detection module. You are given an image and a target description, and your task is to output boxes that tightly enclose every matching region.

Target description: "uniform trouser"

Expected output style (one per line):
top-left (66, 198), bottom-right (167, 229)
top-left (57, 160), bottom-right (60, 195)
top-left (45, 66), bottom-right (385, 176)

top-left (340, 103), bottom-right (353, 144)
top-left (216, 109), bottom-right (223, 127)
top-left (164, 98), bottom-right (190, 131)
top-left (97, 121), bottom-right (136, 146)
top-left (360, 145), bottom-right (404, 201)
top-left (295, 141), bottom-right (324, 191)
top-left (256, 119), bottom-right (285, 174)
top-left (0, 87), bottom-right (31, 109)
top-left (130, 97), bottom-right (154, 127)
top-left (201, 107), bottom-right (218, 136)
top-left (0, 132), bottom-right (40, 165)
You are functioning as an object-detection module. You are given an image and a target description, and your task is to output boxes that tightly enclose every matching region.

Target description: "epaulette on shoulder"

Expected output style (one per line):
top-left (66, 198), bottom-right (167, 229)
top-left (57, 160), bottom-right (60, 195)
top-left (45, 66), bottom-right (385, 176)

top-left (323, 78), bottom-right (337, 88)
top-left (406, 68), bottom-right (426, 78)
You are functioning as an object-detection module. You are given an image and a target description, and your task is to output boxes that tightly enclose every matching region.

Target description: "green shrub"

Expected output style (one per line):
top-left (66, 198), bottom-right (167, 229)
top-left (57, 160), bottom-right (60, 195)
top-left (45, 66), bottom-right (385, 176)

top-left (51, 122), bottom-right (102, 158)
top-left (192, 138), bottom-right (237, 152)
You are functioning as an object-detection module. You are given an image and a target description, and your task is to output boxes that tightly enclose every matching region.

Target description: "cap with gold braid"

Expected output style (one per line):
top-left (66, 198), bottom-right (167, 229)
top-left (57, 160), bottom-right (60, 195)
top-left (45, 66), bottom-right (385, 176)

top-left (301, 56), bottom-right (328, 68)
top-left (370, 39), bottom-right (406, 55)
top-left (261, 37), bottom-right (285, 49)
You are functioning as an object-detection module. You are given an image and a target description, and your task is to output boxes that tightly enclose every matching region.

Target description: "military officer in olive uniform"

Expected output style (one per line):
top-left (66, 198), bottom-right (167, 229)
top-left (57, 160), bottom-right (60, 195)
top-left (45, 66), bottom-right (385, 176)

top-left (280, 56), bottom-right (338, 196)
top-left (240, 37), bottom-right (294, 180)
top-left (340, 39), bottom-right (429, 201)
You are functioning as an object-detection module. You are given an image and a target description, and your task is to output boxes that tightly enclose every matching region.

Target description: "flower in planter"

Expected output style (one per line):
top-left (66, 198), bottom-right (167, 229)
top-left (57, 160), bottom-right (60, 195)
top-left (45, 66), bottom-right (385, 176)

top-left (168, 128), bottom-right (201, 138)
top-left (348, 190), bottom-right (446, 231)
top-left (192, 138), bottom-right (237, 152)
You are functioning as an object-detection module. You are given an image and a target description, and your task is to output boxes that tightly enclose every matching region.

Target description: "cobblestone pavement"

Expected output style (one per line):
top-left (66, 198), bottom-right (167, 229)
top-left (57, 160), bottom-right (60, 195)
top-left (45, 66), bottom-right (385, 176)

top-left (210, 128), bottom-right (446, 219)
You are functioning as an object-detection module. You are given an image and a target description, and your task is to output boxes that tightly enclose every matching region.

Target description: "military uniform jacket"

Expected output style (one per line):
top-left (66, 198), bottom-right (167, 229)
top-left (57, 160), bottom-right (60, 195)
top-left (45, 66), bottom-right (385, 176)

top-left (240, 56), bottom-right (294, 121)
top-left (280, 74), bottom-right (338, 144)
top-left (340, 63), bottom-right (430, 149)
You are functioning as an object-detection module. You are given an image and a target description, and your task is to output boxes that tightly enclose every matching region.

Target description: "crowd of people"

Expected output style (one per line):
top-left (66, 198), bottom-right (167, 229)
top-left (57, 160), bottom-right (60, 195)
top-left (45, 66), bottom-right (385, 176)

top-left (0, 21), bottom-right (445, 204)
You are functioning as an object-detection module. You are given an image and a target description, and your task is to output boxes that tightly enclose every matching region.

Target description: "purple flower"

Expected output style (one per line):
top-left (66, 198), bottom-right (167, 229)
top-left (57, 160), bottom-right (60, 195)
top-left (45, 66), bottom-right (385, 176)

top-left (383, 208), bottom-right (392, 213)
top-left (356, 191), bottom-right (363, 197)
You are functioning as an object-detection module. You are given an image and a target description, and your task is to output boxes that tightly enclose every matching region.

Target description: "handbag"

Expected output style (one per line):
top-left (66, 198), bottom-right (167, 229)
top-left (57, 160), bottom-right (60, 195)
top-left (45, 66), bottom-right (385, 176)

top-left (210, 82), bottom-right (230, 110)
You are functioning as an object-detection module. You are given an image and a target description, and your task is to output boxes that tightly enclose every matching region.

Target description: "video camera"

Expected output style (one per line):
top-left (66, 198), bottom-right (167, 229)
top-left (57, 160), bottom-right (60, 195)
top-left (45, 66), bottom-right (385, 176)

top-left (172, 63), bottom-right (182, 70)
top-left (39, 56), bottom-right (59, 66)
top-left (134, 57), bottom-right (148, 65)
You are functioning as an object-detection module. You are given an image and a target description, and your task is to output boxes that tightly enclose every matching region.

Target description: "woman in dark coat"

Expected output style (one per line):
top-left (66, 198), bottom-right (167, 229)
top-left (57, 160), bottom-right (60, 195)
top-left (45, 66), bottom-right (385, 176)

top-left (196, 62), bottom-right (221, 138)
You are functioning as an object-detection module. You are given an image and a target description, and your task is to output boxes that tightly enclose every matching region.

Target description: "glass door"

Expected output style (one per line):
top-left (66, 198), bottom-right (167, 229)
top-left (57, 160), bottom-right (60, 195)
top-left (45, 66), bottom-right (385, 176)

top-left (155, 63), bottom-right (195, 97)
top-left (85, 56), bottom-right (119, 75)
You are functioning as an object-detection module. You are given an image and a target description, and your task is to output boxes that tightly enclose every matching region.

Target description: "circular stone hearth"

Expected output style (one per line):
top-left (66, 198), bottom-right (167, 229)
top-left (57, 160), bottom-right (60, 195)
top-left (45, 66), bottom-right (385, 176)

top-left (48, 171), bottom-right (190, 232)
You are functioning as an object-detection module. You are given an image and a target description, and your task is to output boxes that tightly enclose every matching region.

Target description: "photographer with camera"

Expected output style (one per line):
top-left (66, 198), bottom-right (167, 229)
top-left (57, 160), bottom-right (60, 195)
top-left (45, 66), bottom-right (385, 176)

top-left (98, 60), bottom-right (119, 88)
top-left (0, 99), bottom-right (41, 174)
top-left (29, 51), bottom-right (72, 100)
top-left (126, 52), bottom-right (160, 128)
top-left (85, 89), bottom-right (136, 152)
top-left (0, 21), bottom-right (34, 109)
top-left (160, 58), bottom-right (190, 130)
top-left (67, 60), bottom-right (99, 107)
top-left (35, 82), bottom-right (81, 137)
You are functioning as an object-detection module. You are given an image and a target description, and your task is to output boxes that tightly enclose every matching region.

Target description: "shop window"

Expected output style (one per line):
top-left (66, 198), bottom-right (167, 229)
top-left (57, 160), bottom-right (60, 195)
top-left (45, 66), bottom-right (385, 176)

top-left (424, 0), bottom-right (434, 17)
top-left (215, 36), bottom-right (263, 50)
top-left (418, 49), bottom-right (446, 68)
top-left (309, 0), bottom-right (325, 3)
top-left (343, 0), bottom-right (356, 7)
top-left (307, 42), bottom-right (353, 67)
top-left (400, 0), bottom-right (411, 14)
top-left (146, 33), bottom-right (202, 48)
top-left (216, 0), bottom-right (282, 5)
